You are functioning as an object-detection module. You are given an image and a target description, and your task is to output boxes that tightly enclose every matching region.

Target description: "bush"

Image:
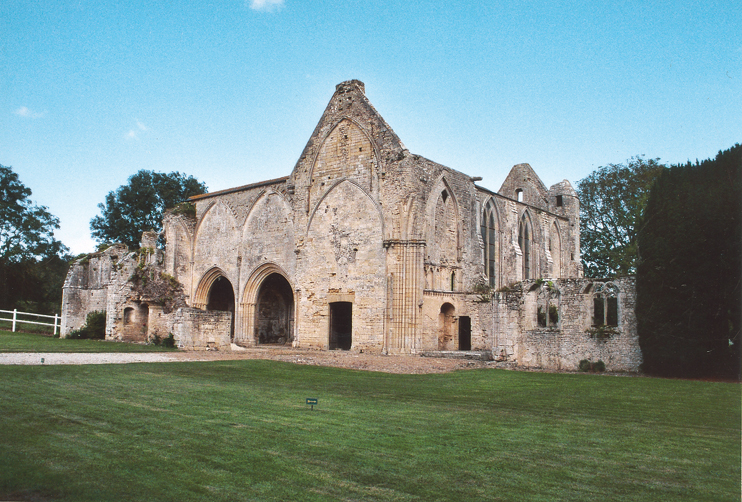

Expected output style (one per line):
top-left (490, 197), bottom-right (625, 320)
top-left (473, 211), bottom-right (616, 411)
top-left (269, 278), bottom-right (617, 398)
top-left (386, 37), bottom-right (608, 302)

top-left (67, 311), bottom-right (106, 340)
top-left (150, 332), bottom-right (176, 348)
top-left (578, 359), bottom-right (606, 373)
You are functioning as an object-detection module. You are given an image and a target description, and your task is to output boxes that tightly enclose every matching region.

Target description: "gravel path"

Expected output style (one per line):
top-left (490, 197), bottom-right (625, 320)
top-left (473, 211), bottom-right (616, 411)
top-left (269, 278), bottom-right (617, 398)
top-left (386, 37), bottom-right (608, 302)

top-left (0, 352), bottom-right (181, 366)
top-left (0, 347), bottom-right (506, 374)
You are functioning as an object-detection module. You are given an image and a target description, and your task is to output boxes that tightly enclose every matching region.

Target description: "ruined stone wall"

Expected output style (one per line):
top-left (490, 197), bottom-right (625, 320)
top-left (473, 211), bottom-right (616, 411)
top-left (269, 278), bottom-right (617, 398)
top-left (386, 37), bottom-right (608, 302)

top-left (296, 180), bottom-right (386, 351)
top-left (60, 245), bottom-right (128, 336)
top-left (163, 212), bottom-right (196, 297)
top-left (493, 277), bottom-right (641, 372)
top-left (59, 80), bottom-right (639, 369)
top-left (239, 190), bottom-right (296, 297)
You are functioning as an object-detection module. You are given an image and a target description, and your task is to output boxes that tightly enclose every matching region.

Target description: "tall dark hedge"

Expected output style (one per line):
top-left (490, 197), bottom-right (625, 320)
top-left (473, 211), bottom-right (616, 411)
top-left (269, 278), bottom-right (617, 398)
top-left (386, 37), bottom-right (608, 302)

top-left (636, 144), bottom-right (741, 380)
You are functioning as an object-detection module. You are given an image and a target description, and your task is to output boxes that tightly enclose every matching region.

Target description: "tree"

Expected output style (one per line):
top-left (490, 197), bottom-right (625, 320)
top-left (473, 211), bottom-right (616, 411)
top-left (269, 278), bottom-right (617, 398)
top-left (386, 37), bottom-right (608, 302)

top-left (637, 144), bottom-right (741, 380)
top-left (90, 170), bottom-right (207, 249)
top-left (577, 156), bottom-right (666, 277)
top-left (0, 164), bottom-right (69, 312)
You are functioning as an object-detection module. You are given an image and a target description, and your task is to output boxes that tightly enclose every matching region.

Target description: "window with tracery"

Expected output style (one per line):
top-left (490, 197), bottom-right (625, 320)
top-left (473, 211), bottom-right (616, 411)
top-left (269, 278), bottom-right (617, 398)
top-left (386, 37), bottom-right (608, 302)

top-left (593, 283), bottom-right (619, 327)
top-left (535, 283), bottom-right (560, 328)
top-left (480, 200), bottom-right (498, 287)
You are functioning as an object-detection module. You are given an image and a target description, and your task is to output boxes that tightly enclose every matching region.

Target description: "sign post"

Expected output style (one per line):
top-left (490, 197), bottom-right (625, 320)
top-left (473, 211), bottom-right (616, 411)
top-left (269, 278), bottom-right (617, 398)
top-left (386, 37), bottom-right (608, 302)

top-left (306, 398), bottom-right (318, 410)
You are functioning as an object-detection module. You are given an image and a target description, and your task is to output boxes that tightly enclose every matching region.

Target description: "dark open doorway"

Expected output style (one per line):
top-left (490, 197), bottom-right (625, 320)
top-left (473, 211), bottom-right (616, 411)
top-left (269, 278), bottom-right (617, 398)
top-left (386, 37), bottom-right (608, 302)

top-left (256, 273), bottom-right (294, 345)
top-left (458, 315), bottom-right (471, 350)
top-left (206, 276), bottom-right (235, 339)
top-left (329, 302), bottom-right (352, 350)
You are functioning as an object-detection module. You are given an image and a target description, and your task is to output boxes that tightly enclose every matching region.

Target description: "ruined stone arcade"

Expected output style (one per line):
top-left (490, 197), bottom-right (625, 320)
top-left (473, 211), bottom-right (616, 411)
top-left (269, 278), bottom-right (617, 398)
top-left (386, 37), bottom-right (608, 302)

top-left (61, 80), bottom-right (641, 372)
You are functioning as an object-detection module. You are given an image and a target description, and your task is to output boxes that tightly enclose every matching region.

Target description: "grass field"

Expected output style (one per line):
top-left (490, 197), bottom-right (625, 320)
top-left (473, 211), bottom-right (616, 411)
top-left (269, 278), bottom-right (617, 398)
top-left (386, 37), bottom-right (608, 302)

top-left (0, 358), bottom-right (739, 502)
top-left (0, 329), bottom-right (177, 353)
top-left (0, 318), bottom-right (58, 335)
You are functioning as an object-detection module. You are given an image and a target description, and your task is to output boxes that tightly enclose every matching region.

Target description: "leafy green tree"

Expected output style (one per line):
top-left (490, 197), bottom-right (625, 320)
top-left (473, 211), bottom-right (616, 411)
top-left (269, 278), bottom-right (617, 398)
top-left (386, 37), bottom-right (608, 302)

top-left (577, 156), bottom-right (666, 277)
top-left (90, 170), bottom-right (207, 249)
top-left (0, 164), bottom-right (69, 312)
top-left (637, 144), bottom-right (741, 380)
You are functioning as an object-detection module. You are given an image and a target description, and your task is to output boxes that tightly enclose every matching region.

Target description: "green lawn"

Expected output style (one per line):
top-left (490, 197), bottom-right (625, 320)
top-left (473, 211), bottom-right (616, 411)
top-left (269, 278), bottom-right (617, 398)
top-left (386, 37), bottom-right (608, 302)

top-left (0, 329), bottom-right (177, 352)
top-left (0, 360), bottom-right (738, 501)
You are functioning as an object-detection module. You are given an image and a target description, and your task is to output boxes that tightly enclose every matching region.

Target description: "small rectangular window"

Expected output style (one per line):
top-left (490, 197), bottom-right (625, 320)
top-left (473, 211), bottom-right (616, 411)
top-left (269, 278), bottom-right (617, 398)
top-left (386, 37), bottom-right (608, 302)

top-left (556, 195), bottom-right (563, 207)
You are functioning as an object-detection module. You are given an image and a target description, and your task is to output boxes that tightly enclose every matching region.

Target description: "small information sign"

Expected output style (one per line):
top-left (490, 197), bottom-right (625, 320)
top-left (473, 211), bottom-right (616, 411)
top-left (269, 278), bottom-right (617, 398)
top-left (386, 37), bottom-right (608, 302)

top-left (306, 398), bottom-right (318, 410)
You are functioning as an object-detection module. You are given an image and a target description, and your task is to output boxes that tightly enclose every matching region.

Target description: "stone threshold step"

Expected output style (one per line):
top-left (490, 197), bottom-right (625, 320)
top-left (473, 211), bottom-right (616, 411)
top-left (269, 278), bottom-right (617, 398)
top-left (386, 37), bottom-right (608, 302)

top-left (419, 350), bottom-right (493, 361)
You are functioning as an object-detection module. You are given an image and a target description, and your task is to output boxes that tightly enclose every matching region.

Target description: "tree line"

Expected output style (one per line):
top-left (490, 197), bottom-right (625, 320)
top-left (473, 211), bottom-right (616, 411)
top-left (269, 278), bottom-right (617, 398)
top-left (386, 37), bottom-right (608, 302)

top-left (578, 144), bottom-right (741, 380)
top-left (0, 167), bottom-right (205, 316)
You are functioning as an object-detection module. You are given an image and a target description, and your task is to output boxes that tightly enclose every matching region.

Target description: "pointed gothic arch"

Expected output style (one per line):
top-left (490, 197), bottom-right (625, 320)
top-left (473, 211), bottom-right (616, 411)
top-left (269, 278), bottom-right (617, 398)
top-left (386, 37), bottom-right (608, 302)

top-left (193, 267), bottom-right (231, 310)
top-left (306, 117), bottom-right (381, 214)
top-left (519, 211), bottom-right (534, 280)
top-left (306, 178), bottom-right (385, 238)
top-left (425, 176), bottom-right (462, 264)
top-left (237, 263), bottom-right (295, 346)
top-left (481, 198), bottom-right (500, 287)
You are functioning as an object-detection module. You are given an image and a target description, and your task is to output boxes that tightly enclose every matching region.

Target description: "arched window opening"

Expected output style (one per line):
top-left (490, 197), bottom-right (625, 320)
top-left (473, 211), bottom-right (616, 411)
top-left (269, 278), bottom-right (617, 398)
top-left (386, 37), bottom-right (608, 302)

top-left (516, 189), bottom-right (523, 202)
top-left (450, 271), bottom-right (456, 291)
top-left (519, 213), bottom-right (532, 280)
top-left (480, 200), bottom-right (497, 287)
top-left (550, 221), bottom-right (562, 278)
top-left (593, 283), bottom-right (619, 327)
top-left (536, 284), bottom-right (560, 329)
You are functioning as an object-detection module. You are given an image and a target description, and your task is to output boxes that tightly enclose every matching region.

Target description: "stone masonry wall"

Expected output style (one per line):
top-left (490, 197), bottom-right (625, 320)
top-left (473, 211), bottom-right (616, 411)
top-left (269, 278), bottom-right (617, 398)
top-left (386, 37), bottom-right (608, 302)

top-left (493, 277), bottom-right (640, 372)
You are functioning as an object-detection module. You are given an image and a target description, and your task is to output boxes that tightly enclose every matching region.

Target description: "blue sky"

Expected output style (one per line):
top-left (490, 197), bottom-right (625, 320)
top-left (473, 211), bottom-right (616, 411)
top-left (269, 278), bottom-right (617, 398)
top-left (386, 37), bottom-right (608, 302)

top-left (2, 0), bottom-right (740, 254)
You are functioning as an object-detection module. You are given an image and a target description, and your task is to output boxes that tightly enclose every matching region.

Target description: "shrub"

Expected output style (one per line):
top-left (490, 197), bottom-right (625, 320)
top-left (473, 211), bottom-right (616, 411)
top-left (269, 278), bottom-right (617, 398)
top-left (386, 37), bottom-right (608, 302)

top-left (150, 332), bottom-right (176, 348)
top-left (578, 359), bottom-right (606, 373)
top-left (67, 311), bottom-right (106, 340)
top-left (548, 304), bottom-right (559, 325)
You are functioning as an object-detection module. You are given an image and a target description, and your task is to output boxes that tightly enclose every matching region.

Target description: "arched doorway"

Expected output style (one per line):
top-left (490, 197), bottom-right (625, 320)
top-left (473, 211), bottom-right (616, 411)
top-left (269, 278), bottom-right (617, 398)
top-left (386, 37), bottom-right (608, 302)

top-left (123, 303), bottom-right (148, 342)
top-left (255, 273), bottom-right (294, 345)
top-left (206, 276), bottom-right (235, 339)
top-left (438, 303), bottom-right (455, 350)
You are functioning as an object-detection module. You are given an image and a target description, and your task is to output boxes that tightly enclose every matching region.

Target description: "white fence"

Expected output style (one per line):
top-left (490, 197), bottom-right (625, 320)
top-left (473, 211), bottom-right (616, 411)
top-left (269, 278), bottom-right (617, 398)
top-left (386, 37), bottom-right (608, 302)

top-left (0, 309), bottom-right (60, 335)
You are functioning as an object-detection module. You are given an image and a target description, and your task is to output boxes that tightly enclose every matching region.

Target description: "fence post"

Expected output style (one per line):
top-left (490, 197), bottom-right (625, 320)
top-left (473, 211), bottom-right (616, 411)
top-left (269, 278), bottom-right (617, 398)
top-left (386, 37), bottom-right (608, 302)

top-left (54, 314), bottom-right (59, 336)
top-left (12, 309), bottom-right (17, 332)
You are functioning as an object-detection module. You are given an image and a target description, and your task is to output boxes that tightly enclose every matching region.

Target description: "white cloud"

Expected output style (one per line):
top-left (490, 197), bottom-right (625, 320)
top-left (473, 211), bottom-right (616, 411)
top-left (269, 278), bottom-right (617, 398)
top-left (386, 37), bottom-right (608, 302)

top-left (248, 0), bottom-right (284, 12)
top-left (14, 106), bottom-right (45, 118)
top-left (125, 119), bottom-right (149, 140)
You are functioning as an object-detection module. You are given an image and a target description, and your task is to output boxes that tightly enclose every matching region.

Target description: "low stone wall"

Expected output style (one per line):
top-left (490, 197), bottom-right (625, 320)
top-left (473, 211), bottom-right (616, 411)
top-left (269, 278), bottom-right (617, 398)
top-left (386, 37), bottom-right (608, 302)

top-left (170, 308), bottom-right (232, 351)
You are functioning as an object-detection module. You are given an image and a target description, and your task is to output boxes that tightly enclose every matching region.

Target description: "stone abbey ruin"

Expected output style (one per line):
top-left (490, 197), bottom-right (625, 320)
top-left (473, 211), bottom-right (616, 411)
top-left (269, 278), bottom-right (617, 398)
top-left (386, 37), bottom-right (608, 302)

top-left (61, 80), bottom-right (641, 371)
